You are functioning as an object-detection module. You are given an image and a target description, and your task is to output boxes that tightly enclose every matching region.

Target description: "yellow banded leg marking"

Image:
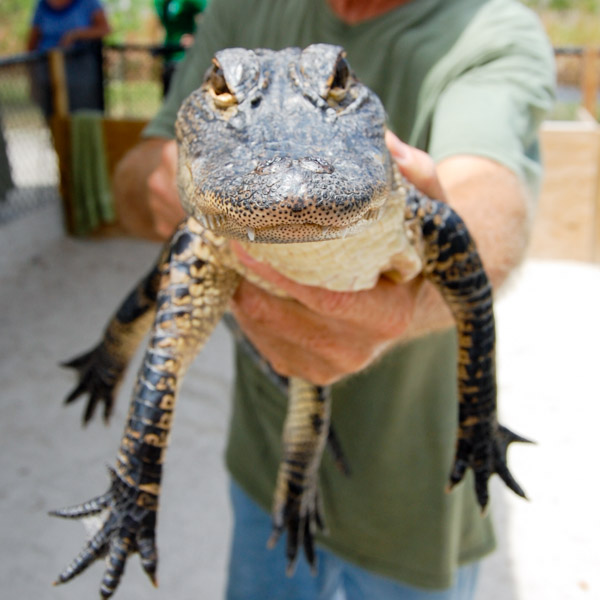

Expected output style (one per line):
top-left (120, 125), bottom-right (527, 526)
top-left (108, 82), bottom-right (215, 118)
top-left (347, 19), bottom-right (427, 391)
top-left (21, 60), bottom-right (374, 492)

top-left (270, 378), bottom-right (331, 574)
top-left (406, 190), bottom-right (529, 510)
top-left (52, 223), bottom-right (240, 598)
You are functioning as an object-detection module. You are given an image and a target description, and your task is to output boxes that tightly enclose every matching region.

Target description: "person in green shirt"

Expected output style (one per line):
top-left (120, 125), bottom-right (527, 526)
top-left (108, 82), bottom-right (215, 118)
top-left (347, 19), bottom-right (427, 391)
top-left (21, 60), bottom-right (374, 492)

top-left (113, 0), bottom-right (555, 597)
top-left (154, 0), bottom-right (208, 94)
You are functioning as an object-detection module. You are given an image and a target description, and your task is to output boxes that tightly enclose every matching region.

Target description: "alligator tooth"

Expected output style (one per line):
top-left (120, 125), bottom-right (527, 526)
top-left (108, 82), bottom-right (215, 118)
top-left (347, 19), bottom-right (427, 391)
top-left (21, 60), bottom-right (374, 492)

top-left (366, 208), bottom-right (381, 221)
top-left (247, 227), bottom-right (256, 242)
top-left (321, 226), bottom-right (330, 236)
top-left (199, 215), bottom-right (209, 229)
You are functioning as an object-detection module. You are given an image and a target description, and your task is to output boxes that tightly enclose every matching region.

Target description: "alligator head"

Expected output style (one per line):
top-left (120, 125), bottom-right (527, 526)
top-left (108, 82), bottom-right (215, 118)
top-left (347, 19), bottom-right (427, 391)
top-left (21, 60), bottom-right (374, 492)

top-left (176, 44), bottom-right (394, 243)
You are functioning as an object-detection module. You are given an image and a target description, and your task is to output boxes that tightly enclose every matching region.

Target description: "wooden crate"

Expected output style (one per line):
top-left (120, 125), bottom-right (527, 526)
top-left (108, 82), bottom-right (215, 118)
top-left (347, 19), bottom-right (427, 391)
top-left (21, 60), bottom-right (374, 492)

top-left (46, 49), bottom-right (149, 235)
top-left (529, 119), bottom-right (600, 263)
top-left (50, 115), bottom-right (147, 235)
top-left (51, 115), bottom-right (146, 235)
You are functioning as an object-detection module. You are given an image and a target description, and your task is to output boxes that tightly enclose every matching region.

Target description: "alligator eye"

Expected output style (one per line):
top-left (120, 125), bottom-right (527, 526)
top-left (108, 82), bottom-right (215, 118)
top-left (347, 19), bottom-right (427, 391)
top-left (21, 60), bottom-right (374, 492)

top-left (207, 61), bottom-right (237, 108)
top-left (327, 56), bottom-right (351, 104)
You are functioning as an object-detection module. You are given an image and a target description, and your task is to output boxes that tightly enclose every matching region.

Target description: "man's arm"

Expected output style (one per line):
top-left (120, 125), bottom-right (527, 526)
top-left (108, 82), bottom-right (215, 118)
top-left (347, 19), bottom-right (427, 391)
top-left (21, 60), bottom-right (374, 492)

top-left (59, 8), bottom-right (112, 47)
top-left (112, 133), bottom-right (531, 385)
top-left (113, 138), bottom-right (185, 240)
top-left (26, 26), bottom-right (42, 52)
top-left (230, 136), bottom-right (531, 385)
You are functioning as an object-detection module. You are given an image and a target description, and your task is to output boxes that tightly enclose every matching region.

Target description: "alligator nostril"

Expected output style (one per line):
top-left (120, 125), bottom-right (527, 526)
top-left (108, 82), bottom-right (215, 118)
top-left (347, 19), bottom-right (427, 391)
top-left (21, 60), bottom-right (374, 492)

top-left (255, 156), bottom-right (292, 174)
top-left (297, 157), bottom-right (334, 174)
top-left (254, 156), bottom-right (334, 175)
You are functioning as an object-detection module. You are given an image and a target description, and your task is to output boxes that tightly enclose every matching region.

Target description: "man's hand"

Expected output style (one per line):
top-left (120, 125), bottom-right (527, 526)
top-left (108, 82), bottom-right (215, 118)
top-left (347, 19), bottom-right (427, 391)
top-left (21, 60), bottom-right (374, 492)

top-left (229, 132), bottom-right (448, 385)
top-left (146, 140), bottom-right (185, 239)
top-left (231, 244), bottom-right (422, 385)
top-left (114, 132), bottom-right (528, 384)
top-left (115, 138), bottom-right (185, 240)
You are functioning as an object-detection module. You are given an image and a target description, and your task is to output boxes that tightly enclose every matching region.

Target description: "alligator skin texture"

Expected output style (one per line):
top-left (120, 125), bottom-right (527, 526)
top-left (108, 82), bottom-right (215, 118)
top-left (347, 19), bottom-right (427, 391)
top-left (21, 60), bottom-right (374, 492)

top-left (51, 44), bottom-right (531, 597)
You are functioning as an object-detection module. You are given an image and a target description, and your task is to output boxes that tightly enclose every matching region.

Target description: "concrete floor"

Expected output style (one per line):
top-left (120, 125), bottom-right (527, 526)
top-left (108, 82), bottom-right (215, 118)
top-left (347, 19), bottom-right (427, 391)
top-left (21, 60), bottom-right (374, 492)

top-left (1, 205), bottom-right (599, 599)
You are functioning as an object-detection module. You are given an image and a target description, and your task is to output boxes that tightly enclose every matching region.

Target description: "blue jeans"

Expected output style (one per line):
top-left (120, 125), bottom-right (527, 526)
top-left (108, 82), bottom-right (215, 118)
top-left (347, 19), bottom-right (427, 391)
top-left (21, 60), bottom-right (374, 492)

top-left (226, 482), bottom-right (480, 600)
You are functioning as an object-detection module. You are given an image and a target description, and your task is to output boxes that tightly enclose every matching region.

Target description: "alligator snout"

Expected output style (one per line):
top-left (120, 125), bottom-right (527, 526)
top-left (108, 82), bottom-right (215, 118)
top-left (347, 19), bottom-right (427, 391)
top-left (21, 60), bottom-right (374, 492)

top-left (254, 156), bottom-right (334, 175)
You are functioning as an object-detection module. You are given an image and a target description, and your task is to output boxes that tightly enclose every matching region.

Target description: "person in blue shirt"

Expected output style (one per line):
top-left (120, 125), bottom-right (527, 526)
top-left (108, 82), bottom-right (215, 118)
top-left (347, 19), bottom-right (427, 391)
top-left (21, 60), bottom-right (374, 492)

top-left (26, 0), bottom-right (111, 117)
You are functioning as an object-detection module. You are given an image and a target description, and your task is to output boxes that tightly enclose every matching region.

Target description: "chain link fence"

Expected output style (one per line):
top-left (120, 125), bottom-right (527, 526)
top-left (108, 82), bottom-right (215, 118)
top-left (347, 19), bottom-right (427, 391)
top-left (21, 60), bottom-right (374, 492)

top-left (0, 43), bottom-right (165, 226)
top-left (0, 44), bottom-right (598, 228)
top-left (0, 51), bottom-right (59, 224)
top-left (103, 43), bottom-right (163, 119)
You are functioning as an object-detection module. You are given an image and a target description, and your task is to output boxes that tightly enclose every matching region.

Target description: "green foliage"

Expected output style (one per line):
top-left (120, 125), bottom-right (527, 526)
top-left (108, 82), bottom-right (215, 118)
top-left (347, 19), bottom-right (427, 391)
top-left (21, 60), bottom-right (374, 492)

top-left (105, 79), bottom-right (163, 118)
top-left (102, 0), bottom-right (157, 44)
top-left (524, 0), bottom-right (599, 10)
top-left (0, 0), bottom-right (37, 55)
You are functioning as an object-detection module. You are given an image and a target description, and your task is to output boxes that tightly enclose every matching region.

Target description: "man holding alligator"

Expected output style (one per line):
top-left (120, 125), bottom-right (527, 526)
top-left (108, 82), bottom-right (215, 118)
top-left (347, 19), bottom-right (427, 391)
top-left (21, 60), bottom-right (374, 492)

top-left (111, 0), bottom-right (555, 598)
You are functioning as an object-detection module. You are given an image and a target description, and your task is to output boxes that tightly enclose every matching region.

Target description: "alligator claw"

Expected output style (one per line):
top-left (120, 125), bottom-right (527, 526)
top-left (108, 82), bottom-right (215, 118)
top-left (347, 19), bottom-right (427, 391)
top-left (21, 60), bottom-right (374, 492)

top-left (51, 468), bottom-right (158, 598)
top-left (327, 425), bottom-right (351, 476)
top-left (448, 422), bottom-right (533, 510)
top-left (62, 344), bottom-right (124, 425)
top-left (268, 482), bottom-right (325, 575)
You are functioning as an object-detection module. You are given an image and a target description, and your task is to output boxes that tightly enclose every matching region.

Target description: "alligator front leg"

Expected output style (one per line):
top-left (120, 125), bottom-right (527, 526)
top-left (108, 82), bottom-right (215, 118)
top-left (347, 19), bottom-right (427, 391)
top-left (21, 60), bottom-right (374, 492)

top-left (269, 378), bottom-right (330, 575)
top-left (63, 243), bottom-right (171, 424)
top-left (407, 191), bottom-right (531, 510)
top-left (52, 221), bottom-right (239, 597)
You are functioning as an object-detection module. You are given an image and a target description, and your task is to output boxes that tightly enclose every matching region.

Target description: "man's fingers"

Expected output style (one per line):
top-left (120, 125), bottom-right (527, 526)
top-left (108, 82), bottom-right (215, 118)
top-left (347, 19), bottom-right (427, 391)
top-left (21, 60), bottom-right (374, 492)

top-left (147, 140), bottom-right (185, 239)
top-left (147, 140), bottom-right (178, 200)
top-left (230, 279), bottom-right (389, 384)
top-left (385, 131), bottom-right (446, 201)
top-left (230, 280), bottom-right (342, 382)
top-left (231, 243), bottom-right (418, 338)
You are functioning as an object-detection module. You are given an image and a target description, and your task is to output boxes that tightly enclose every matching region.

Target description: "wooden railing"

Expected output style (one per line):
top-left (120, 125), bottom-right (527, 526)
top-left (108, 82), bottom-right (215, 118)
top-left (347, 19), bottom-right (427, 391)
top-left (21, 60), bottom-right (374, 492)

top-left (555, 46), bottom-right (599, 118)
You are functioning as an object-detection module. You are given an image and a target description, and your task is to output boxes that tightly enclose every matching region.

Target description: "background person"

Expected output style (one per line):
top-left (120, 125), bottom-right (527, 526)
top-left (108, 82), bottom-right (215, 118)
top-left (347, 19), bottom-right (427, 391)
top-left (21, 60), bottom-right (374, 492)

top-left (26, 0), bottom-right (111, 117)
top-left (112, 0), bottom-right (556, 598)
top-left (154, 0), bottom-right (209, 96)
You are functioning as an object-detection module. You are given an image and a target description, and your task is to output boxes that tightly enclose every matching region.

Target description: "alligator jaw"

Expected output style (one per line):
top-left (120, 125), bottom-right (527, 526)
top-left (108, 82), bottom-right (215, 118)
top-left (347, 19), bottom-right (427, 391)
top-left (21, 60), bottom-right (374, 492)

top-left (195, 206), bottom-right (384, 243)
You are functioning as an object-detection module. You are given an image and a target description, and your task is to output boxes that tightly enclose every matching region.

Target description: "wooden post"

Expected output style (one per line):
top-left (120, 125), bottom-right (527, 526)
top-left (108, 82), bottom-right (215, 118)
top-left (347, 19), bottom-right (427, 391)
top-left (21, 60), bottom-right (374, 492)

top-left (48, 49), bottom-right (69, 117)
top-left (594, 127), bottom-right (600, 263)
top-left (532, 122), bottom-right (600, 263)
top-left (47, 49), bottom-right (73, 231)
top-left (581, 47), bottom-right (600, 261)
top-left (581, 46), bottom-right (599, 119)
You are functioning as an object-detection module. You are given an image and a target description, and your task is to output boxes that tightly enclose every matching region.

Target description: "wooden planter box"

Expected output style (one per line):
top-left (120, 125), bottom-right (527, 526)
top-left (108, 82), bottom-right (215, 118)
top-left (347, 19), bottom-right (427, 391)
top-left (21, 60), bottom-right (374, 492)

top-left (50, 114), bottom-right (147, 235)
top-left (529, 117), bottom-right (600, 263)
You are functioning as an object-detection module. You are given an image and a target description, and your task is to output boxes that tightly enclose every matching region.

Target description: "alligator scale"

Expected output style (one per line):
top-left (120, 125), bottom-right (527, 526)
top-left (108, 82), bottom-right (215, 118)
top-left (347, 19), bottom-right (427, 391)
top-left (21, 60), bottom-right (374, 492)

top-left (52, 44), bottom-right (530, 597)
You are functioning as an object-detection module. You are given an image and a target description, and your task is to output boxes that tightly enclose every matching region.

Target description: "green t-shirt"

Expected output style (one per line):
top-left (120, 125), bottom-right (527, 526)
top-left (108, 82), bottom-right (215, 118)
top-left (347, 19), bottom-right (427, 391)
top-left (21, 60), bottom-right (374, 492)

top-left (145, 0), bottom-right (555, 589)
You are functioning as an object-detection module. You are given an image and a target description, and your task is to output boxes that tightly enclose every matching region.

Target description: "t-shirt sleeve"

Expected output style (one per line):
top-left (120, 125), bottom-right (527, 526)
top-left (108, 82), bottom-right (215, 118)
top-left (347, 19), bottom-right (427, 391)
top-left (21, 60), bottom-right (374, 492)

top-left (421, 1), bottom-right (556, 196)
top-left (143, 0), bottom-right (235, 139)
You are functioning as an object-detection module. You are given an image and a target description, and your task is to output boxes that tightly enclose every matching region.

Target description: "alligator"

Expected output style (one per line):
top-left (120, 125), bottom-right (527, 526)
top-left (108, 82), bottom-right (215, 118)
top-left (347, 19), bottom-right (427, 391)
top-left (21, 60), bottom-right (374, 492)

top-left (51, 44), bottom-right (530, 598)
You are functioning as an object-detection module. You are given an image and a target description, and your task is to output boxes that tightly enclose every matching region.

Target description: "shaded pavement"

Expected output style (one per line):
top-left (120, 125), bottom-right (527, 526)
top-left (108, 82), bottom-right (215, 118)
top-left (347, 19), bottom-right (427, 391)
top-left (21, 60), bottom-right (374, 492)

top-left (1, 205), bottom-right (598, 599)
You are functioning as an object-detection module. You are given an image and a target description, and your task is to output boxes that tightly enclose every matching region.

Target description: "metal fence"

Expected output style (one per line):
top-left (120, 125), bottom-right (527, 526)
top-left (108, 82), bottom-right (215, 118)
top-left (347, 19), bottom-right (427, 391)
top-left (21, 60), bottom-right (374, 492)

top-left (0, 44), bottom-right (598, 227)
top-left (0, 43), bottom-right (165, 225)
top-left (103, 43), bottom-right (164, 119)
top-left (0, 51), bottom-right (60, 224)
